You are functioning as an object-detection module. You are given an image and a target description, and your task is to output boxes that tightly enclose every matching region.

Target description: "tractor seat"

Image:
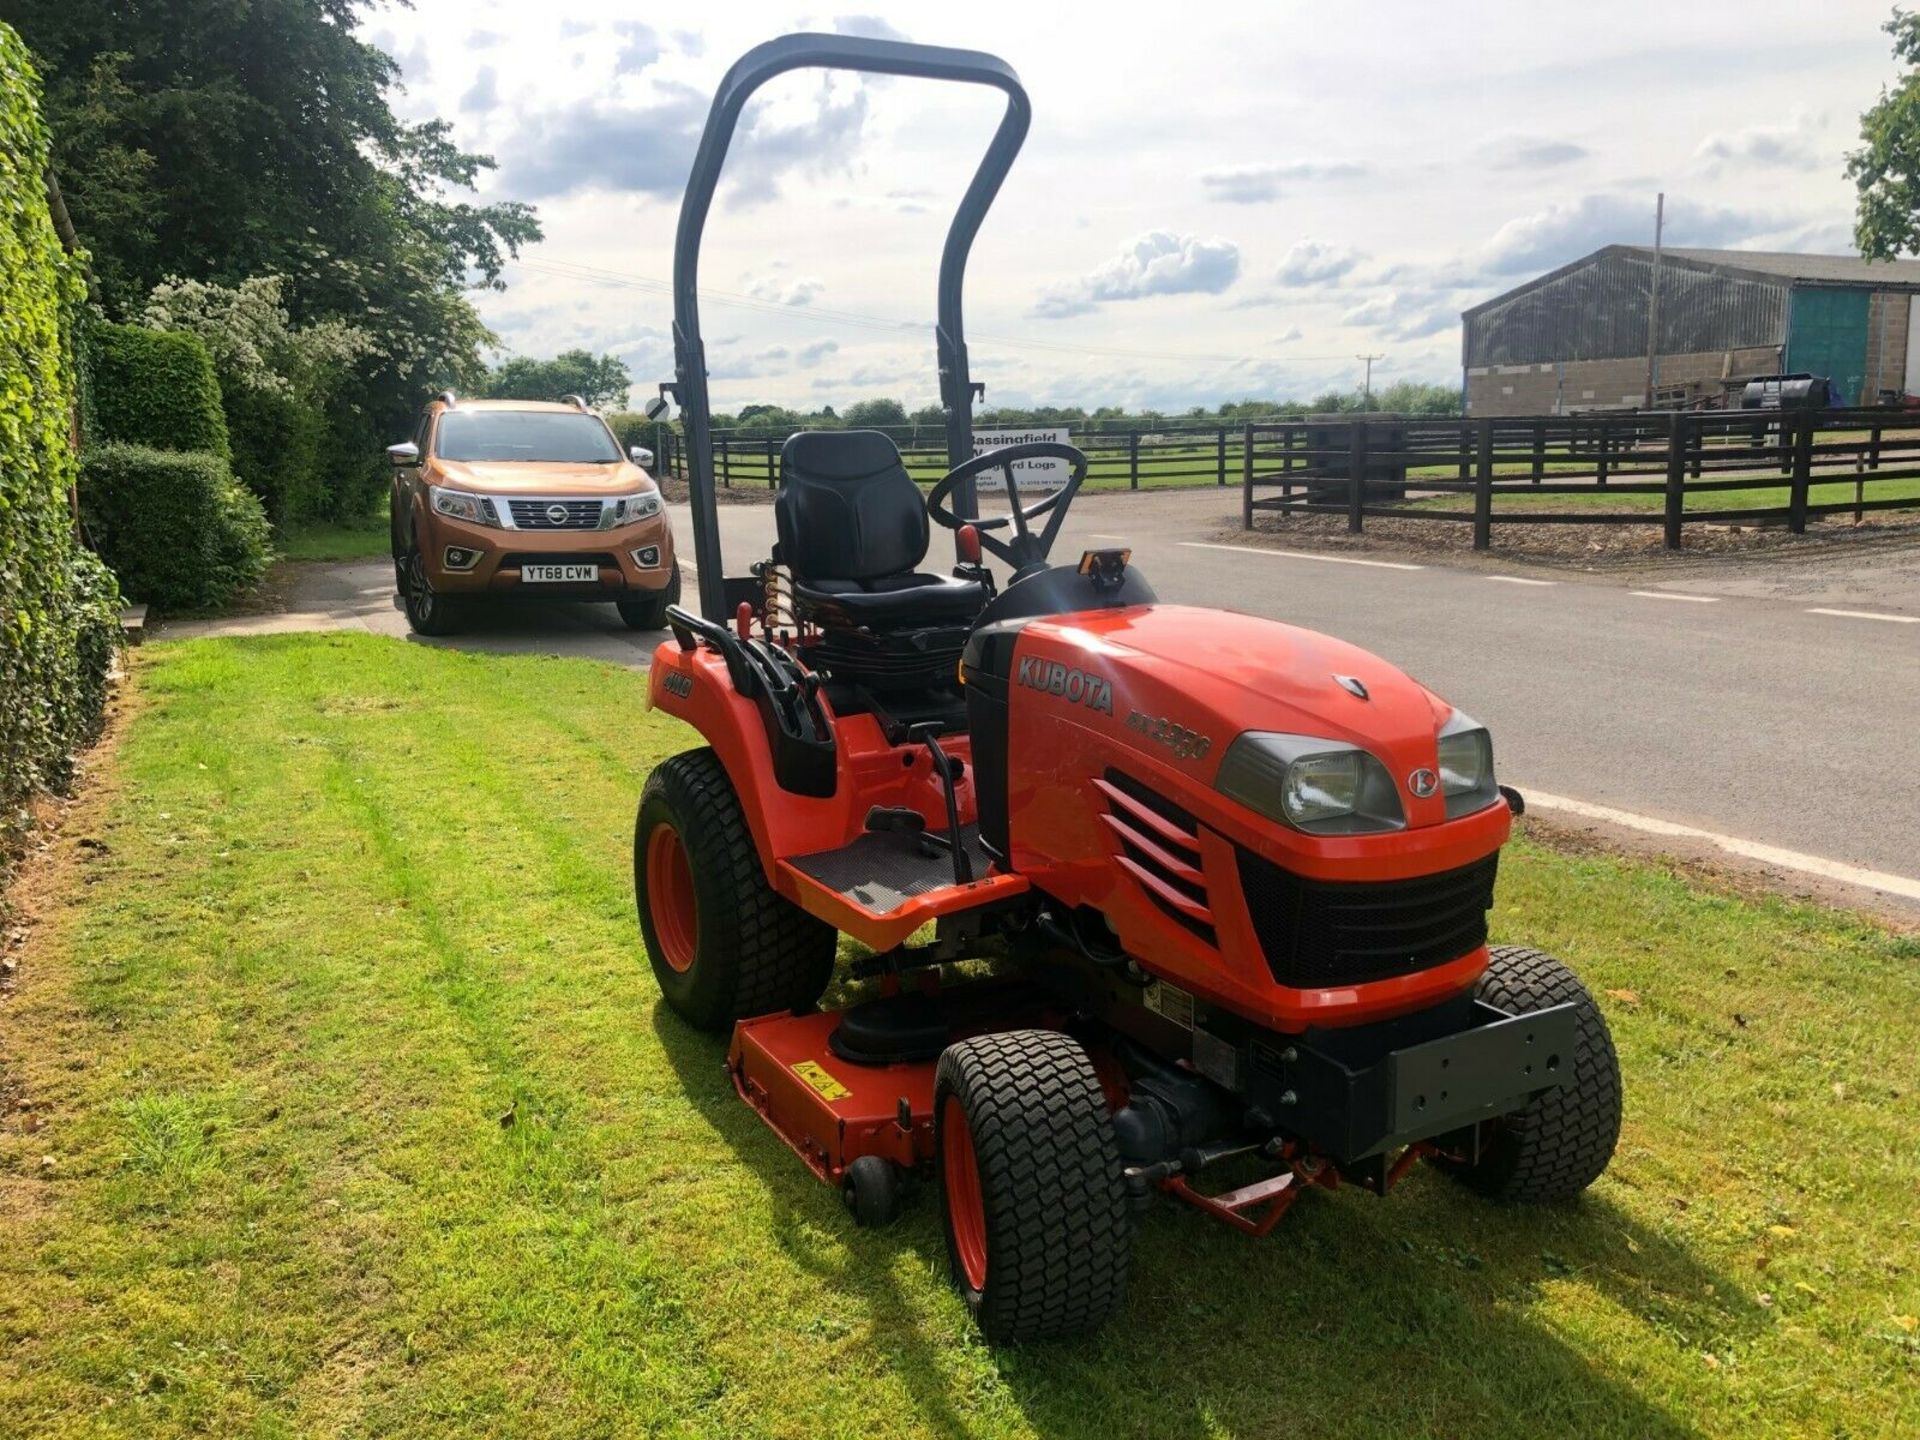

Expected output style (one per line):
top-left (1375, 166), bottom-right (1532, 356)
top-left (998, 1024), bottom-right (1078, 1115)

top-left (776, 430), bottom-right (987, 632)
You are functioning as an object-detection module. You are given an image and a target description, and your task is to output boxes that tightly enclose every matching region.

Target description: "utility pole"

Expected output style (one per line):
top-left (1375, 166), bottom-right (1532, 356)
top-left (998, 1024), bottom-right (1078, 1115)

top-left (1644, 191), bottom-right (1665, 409)
top-left (1356, 353), bottom-right (1384, 410)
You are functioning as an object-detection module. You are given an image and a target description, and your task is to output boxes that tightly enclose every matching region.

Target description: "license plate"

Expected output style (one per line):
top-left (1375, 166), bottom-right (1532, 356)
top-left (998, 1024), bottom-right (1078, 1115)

top-left (521, 563), bottom-right (598, 583)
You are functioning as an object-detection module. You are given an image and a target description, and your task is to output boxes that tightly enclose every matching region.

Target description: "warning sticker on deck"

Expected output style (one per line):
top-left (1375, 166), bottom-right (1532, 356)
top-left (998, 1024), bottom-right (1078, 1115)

top-left (792, 1060), bottom-right (852, 1102)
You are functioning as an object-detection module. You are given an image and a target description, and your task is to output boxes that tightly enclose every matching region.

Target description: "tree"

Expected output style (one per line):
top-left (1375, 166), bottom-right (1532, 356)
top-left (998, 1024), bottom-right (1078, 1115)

top-left (11, 0), bottom-right (542, 514)
top-left (844, 397), bottom-right (908, 427)
top-left (1852, 10), bottom-right (1920, 258)
top-left (483, 350), bottom-right (631, 409)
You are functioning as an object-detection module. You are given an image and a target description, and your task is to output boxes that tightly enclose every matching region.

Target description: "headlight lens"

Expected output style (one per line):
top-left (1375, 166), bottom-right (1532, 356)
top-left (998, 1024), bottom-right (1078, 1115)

top-left (1437, 709), bottom-right (1498, 818)
top-left (606, 490), bottom-right (661, 528)
top-left (1216, 733), bottom-right (1405, 835)
top-left (430, 486), bottom-right (498, 527)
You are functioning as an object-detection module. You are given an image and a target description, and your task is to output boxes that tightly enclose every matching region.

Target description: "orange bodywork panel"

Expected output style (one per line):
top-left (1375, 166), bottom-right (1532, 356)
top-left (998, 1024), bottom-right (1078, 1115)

top-left (647, 639), bottom-right (1028, 952)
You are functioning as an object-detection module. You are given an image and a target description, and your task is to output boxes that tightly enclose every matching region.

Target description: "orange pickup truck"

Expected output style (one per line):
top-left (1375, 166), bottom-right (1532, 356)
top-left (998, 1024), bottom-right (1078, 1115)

top-left (387, 394), bottom-right (679, 636)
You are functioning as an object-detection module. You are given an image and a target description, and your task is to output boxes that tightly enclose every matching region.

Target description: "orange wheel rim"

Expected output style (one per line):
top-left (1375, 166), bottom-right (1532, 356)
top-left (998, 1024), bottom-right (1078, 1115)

top-left (646, 824), bottom-right (698, 973)
top-left (942, 1094), bottom-right (988, 1292)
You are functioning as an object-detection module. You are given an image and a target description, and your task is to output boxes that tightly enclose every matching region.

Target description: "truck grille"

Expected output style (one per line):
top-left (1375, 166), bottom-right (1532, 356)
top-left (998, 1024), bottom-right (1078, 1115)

top-left (507, 498), bottom-right (603, 530)
top-left (1236, 849), bottom-right (1497, 989)
top-left (1095, 769), bottom-right (1216, 945)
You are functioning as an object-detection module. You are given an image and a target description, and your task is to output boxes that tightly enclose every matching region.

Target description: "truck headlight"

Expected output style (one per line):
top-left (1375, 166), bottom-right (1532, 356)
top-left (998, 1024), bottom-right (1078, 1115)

top-left (430, 486), bottom-right (499, 527)
top-left (1437, 710), bottom-right (1498, 818)
top-left (1216, 732), bottom-right (1405, 835)
top-left (604, 490), bottom-right (661, 528)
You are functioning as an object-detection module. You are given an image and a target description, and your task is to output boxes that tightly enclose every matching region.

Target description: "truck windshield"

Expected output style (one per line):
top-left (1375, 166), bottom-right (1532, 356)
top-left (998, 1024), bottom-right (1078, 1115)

top-left (435, 411), bottom-right (621, 463)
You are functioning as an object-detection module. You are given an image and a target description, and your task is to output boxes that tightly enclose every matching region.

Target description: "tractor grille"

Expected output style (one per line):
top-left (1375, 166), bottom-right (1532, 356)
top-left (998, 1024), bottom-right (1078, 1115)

top-left (1236, 848), bottom-right (1498, 989)
top-left (1095, 770), bottom-right (1216, 946)
top-left (507, 498), bottom-right (603, 530)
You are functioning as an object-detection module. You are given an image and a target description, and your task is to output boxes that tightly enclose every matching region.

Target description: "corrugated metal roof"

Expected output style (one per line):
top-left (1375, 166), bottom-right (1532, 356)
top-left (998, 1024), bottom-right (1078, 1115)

top-left (1627, 247), bottom-right (1920, 288)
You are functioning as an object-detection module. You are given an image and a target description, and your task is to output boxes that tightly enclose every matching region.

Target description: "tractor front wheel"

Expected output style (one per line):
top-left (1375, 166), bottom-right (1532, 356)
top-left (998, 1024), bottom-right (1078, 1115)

top-left (1441, 945), bottom-right (1622, 1203)
top-left (634, 748), bottom-right (836, 1031)
top-left (934, 1030), bottom-right (1131, 1343)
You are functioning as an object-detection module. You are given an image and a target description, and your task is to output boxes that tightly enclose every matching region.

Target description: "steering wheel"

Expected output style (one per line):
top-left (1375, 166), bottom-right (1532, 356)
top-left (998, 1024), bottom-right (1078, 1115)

top-left (927, 441), bottom-right (1088, 571)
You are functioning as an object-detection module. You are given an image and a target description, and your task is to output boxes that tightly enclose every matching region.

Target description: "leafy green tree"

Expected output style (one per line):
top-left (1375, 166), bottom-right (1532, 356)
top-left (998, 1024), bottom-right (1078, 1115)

top-left (11, 0), bottom-right (541, 514)
top-left (844, 397), bottom-right (908, 427)
top-left (1852, 9), bottom-right (1920, 257)
top-left (482, 350), bottom-right (631, 409)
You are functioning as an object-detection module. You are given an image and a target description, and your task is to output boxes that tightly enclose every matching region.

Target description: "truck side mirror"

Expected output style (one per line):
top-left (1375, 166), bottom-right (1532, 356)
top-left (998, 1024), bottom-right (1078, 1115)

top-left (629, 445), bottom-right (655, 467)
top-left (386, 441), bottom-right (420, 467)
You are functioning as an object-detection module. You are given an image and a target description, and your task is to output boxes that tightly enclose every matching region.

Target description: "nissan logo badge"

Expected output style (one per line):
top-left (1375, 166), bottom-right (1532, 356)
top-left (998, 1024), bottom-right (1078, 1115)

top-left (545, 503), bottom-right (569, 525)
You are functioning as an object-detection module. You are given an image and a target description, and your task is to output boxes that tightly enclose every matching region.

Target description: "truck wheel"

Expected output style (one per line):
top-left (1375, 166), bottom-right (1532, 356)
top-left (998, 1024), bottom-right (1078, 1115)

top-left (402, 547), bottom-right (466, 637)
top-left (634, 747), bottom-right (836, 1030)
top-left (1442, 945), bottom-right (1622, 1203)
top-left (617, 562), bottom-right (681, 631)
top-left (934, 1030), bottom-right (1131, 1343)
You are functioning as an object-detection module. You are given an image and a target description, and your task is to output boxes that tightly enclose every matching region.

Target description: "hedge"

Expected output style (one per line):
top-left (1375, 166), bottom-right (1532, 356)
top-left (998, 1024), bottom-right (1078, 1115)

top-left (0, 24), bottom-right (122, 838)
top-left (80, 444), bottom-right (272, 610)
top-left (91, 321), bottom-right (231, 459)
top-left (227, 383), bottom-right (324, 523)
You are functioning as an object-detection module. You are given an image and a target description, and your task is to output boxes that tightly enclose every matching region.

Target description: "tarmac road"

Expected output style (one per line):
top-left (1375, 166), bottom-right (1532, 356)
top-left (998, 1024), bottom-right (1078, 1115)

top-left (163, 486), bottom-right (1919, 902)
top-left (677, 490), bottom-right (1920, 896)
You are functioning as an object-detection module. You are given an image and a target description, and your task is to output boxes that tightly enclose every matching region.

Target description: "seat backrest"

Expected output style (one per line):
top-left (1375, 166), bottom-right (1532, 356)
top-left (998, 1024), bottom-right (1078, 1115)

top-left (775, 430), bottom-right (928, 582)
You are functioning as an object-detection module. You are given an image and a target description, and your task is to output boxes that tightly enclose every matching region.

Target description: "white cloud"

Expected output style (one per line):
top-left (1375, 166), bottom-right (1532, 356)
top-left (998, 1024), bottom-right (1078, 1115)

top-left (613, 21), bottom-right (663, 77)
top-left (1274, 239), bottom-right (1364, 287)
top-left (1201, 161), bottom-right (1367, 204)
top-left (1033, 232), bottom-right (1241, 318)
top-left (1695, 106), bottom-right (1826, 174)
top-left (743, 269), bottom-right (826, 306)
top-left (1480, 136), bottom-right (1589, 171)
top-left (1478, 193), bottom-right (1780, 275)
top-left (459, 66), bottom-right (498, 114)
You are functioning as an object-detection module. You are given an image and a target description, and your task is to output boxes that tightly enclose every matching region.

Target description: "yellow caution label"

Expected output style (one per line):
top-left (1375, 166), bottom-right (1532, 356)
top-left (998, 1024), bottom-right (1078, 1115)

top-left (792, 1060), bottom-right (852, 1102)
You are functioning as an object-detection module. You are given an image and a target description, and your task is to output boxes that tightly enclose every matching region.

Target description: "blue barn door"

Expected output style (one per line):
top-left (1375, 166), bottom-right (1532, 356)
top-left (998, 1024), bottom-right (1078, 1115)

top-left (1785, 288), bottom-right (1870, 403)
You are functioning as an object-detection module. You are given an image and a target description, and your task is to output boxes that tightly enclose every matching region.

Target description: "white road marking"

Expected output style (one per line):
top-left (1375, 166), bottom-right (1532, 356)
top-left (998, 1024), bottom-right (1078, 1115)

top-left (1806, 607), bottom-right (1918, 624)
top-left (1089, 533), bottom-right (1130, 541)
top-left (1180, 542), bottom-right (1424, 571)
top-left (1486, 575), bottom-right (1556, 586)
top-left (1629, 590), bottom-right (1718, 603)
top-left (1524, 789), bottom-right (1920, 903)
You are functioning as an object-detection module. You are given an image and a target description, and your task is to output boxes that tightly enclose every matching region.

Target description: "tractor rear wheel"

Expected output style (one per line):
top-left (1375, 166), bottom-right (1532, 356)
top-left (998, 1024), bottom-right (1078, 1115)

top-left (634, 747), bottom-right (836, 1031)
top-left (1442, 945), bottom-right (1622, 1203)
top-left (934, 1030), bottom-right (1131, 1343)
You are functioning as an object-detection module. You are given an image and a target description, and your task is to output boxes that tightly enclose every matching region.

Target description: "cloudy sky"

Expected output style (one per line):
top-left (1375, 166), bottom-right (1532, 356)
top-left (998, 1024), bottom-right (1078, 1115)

top-left (368, 1), bottom-right (1903, 411)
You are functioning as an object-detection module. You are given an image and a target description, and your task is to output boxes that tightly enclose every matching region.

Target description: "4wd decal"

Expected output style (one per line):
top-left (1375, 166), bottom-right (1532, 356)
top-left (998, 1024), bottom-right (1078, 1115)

top-left (1017, 657), bottom-right (1114, 714)
top-left (1127, 709), bottom-right (1213, 761)
top-left (661, 670), bottom-right (694, 699)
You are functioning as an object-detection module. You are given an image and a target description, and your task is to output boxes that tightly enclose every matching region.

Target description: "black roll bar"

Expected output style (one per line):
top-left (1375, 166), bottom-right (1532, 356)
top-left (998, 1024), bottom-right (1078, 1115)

top-left (670, 33), bottom-right (1031, 619)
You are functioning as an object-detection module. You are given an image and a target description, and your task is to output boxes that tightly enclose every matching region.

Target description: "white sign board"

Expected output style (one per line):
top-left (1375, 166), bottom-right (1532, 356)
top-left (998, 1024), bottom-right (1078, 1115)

top-left (970, 427), bottom-right (1071, 490)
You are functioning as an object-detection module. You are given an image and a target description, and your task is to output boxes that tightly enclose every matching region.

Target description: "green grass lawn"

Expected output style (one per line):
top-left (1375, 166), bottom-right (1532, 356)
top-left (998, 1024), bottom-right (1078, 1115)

top-left (275, 502), bottom-right (391, 562)
top-left (1406, 474), bottom-right (1920, 518)
top-left (3, 634), bottom-right (1917, 1437)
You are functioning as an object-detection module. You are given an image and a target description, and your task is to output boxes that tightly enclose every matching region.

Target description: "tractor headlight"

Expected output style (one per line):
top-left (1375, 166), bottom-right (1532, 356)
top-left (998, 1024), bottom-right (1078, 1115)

top-left (430, 485), bottom-right (499, 527)
top-left (603, 490), bottom-right (662, 528)
top-left (1216, 733), bottom-right (1405, 835)
top-left (1436, 710), bottom-right (1498, 818)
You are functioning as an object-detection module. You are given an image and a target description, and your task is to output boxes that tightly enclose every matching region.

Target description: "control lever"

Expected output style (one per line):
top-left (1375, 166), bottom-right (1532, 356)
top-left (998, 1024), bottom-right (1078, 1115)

top-left (905, 722), bottom-right (973, 886)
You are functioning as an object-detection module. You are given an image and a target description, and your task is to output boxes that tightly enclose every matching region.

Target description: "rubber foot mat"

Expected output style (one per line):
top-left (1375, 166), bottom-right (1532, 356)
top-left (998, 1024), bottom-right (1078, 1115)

top-left (789, 826), bottom-right (994, 914)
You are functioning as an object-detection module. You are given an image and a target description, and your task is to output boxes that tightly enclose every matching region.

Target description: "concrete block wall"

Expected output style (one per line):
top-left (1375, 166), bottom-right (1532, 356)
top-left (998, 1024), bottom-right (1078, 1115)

top-left (1466, 346), bottom-right (1781, 416)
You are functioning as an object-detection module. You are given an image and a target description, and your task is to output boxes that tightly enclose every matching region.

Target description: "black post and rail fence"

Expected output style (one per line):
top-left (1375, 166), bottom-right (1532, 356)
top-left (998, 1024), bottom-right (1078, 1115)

top-left (1241, 406), bottom-right (1916, 551)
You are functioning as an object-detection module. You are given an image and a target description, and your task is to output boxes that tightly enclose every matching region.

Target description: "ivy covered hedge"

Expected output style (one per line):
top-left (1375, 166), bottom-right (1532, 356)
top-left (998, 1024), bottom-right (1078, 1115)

top-left (0, 25), bottom-right (121, 836)
top-left (91, 321), bottom-right (231, 458)
top-left (80, 445), bottom-right (271, 610)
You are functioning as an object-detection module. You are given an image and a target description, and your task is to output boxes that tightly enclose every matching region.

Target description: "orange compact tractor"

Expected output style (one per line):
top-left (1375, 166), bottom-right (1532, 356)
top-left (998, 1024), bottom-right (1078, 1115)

top-left (635, 34), bottom-right (1620, 1343)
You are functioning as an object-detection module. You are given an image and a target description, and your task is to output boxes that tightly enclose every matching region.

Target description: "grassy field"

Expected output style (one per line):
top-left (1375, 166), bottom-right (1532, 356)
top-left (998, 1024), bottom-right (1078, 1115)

top-left (276, 503), bottom-right (391, 562)
top-left (1405, 473), bottom-right (1920, 517)
top-left (2, 634), bottom-right (1917, 1438)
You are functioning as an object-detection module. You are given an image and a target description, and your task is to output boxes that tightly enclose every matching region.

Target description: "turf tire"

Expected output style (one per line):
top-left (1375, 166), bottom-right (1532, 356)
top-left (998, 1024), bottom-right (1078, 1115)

top-left (617, 561), bottom-right (681, 631)
top-left (634, 747), bottom-right (836, 1030)
top-left (934, 1030), bottom-right (1131, 1343)
top-left (1444, 945), bottom-right (1622, 1203)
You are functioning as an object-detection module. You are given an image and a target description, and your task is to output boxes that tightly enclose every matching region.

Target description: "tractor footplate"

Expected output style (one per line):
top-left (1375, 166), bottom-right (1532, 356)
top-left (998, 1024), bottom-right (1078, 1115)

top-left (789, 825), bottom-right (996, 915)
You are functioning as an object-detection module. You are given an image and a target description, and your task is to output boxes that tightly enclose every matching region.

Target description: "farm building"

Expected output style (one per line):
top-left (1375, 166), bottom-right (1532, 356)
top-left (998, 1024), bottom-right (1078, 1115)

top-left (1462, 246), bottom-right (1920, 416)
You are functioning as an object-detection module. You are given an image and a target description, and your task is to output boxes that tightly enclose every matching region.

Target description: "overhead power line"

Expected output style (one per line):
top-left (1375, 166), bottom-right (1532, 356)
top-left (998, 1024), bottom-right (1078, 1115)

top-left (509, 256), bottom-right (1370, 368)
